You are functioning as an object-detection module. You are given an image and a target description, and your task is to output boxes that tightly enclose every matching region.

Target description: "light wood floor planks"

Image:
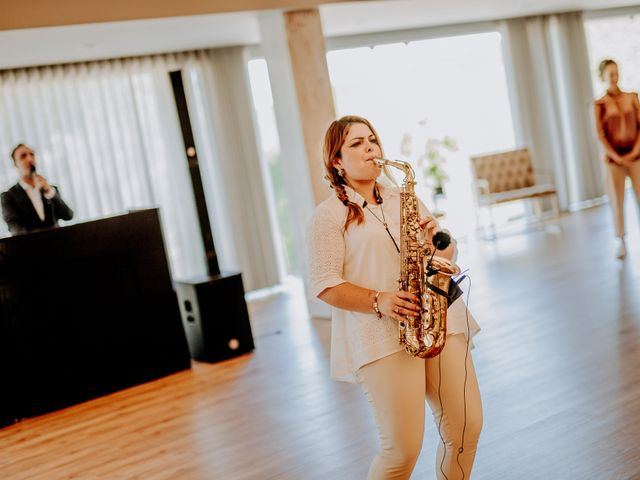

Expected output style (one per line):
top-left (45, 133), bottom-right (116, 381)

top-left (1, 203), bottom-right (640, 479)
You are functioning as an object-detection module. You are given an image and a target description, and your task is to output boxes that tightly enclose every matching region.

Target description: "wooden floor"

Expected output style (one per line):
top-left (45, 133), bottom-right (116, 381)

top-left (2, 203), bottom-right (640, 480)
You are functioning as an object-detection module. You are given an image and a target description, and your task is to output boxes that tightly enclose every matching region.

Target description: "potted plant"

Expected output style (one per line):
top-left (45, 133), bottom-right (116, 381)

top-left (399, 121), bottom-right (457, 215)
top-left (423, 137), bottom-right (456, 196)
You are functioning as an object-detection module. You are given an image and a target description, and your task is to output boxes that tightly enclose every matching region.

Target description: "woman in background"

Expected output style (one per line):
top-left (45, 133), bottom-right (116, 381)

top-left (594, 59), bottom-right (640, 259)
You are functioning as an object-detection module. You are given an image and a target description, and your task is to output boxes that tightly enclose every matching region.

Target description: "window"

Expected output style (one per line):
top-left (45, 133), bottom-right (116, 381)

top-left (247, 59), bottom-right (298, 277)
top-left (327, 32), bottom-right (517, 235)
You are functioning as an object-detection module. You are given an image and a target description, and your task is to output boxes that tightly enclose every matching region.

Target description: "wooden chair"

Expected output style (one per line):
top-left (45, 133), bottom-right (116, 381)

top-left (470, 148), bottom-right (559, 237)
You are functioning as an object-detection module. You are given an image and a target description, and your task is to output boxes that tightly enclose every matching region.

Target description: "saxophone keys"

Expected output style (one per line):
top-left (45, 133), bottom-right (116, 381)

top-left (424, 333), bottom-right (435, 348)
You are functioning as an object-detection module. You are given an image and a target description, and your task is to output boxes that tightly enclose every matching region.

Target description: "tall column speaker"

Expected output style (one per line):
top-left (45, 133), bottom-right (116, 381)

top-left (169, 70), bottom-right (255, 363)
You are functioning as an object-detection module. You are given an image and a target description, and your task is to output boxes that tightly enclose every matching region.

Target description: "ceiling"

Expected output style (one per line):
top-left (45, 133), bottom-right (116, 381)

top-left (0, 0), bottom-right (638, 69)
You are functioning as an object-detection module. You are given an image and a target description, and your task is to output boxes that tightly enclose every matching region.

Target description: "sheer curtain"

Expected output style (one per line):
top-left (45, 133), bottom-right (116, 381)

top-left (500, 12), bottom-right (604, 210)
top-left (182, 48), bottom-right (281, 291)
top-left (0, 56), bottom-right (207, 280)
top-left (0, 51), bottom-right (280, 290)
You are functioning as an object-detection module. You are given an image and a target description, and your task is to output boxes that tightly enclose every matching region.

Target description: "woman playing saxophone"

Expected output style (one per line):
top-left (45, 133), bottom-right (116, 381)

top-left (307, 115), bottom-right (482, 479)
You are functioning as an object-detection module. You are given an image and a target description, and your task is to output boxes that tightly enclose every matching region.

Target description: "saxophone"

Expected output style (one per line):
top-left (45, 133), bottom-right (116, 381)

top-left (375, 158), bottom-right (460, 358)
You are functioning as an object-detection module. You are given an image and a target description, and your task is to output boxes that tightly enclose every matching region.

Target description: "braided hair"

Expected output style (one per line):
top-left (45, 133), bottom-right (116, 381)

top-left (323, 116), bottom-right (386, 230)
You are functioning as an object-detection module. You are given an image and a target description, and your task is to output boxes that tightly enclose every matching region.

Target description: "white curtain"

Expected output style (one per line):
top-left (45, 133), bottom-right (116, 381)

top-left (500, 12), bottom-right (604, 210)
top-left (0, 50), bottom-right (281, 290)
top-left (182, 48), bottom-right (281, 290)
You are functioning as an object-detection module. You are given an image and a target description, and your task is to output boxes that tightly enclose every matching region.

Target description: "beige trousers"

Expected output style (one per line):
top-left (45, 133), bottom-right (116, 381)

top-left (606, 160), bottom-right (640, 238)
top-left (355, 335), bottom-right (483, 480)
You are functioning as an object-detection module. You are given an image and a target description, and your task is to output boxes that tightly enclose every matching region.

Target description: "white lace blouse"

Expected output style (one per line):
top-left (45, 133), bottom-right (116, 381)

top-left (307, 185), bottom-right (480, 383)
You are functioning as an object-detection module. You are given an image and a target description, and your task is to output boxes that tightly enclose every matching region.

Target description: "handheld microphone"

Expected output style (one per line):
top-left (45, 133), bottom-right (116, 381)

top-left (30, 164), bottom-right (40, 191)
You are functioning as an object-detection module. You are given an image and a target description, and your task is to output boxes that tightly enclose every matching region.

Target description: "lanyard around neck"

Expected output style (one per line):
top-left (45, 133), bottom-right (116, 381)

top-left (363, 200), bottom-right (400, 253)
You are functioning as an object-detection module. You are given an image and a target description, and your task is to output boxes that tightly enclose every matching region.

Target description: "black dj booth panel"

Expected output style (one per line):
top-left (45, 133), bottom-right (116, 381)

top-left (0, 209), bottom-right (191, 425)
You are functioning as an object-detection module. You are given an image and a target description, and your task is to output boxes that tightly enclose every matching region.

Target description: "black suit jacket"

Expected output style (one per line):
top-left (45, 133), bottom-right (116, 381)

top-left (1, 183), bottom-right (74, 235)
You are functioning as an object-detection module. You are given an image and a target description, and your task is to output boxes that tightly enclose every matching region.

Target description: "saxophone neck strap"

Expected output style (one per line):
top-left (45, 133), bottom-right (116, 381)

top-left (363, 199), bottom-right (400, 253)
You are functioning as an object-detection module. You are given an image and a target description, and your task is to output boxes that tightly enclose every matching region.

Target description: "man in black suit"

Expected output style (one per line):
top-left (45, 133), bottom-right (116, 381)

top-left (1, 143), bottom-right (74, 235)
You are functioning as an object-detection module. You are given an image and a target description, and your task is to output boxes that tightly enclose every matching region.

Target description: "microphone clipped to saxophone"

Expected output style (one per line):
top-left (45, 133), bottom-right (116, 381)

top-left (375, 158), bottom-right (461, 359)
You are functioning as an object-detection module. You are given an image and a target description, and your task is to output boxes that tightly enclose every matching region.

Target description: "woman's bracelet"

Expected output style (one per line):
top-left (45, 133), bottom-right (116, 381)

top-left (373, 291), bottom-right (382, 319)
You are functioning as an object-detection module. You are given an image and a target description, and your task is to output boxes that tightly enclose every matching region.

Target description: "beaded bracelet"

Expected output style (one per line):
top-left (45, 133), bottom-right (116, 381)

top-left (373, 291), bottom-right (382, 319)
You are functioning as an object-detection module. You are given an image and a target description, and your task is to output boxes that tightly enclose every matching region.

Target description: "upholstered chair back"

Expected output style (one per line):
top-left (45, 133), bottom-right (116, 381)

top-left (470, 148), bottom-right (535, 194)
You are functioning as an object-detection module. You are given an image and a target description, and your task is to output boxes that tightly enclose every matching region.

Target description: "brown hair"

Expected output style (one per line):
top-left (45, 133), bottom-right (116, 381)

top-left (598, 58), bottom-right (617, 81)
top-left (10, 143), bottom-right (26, 164)
top-left (323, 115), bottom-right (384, 230)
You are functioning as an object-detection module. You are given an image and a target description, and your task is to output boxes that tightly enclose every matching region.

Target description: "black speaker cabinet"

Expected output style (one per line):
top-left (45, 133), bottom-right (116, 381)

top-left (175, 273), bottom-right (255, 363)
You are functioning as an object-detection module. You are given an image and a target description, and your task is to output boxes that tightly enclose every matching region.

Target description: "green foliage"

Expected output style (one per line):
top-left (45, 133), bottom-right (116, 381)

top-left (400, 122), bottom-right (457, 194)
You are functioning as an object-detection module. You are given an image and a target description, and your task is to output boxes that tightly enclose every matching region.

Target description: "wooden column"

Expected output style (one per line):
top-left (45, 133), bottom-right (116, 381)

top-left (259, 9), bottom-right (335, 318)
top-left (283, 9), bottom-right (336, 206)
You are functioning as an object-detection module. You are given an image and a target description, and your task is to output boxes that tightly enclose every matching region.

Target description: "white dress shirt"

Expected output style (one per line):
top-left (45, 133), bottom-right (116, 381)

top-left (19, 180), bottom-right (56, 221)
top-left (307, 185), bottom-right (480, 383)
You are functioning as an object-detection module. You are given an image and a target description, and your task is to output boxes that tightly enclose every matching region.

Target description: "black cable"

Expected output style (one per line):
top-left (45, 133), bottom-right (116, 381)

top-left (437, 347), bottom-right (449, 480)
top-left (435, 272), bottom-right (472, 480)
top-left (455, 275), bottom-right (472, 480)
top-left (429, 249), bottom-right (449, 480)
